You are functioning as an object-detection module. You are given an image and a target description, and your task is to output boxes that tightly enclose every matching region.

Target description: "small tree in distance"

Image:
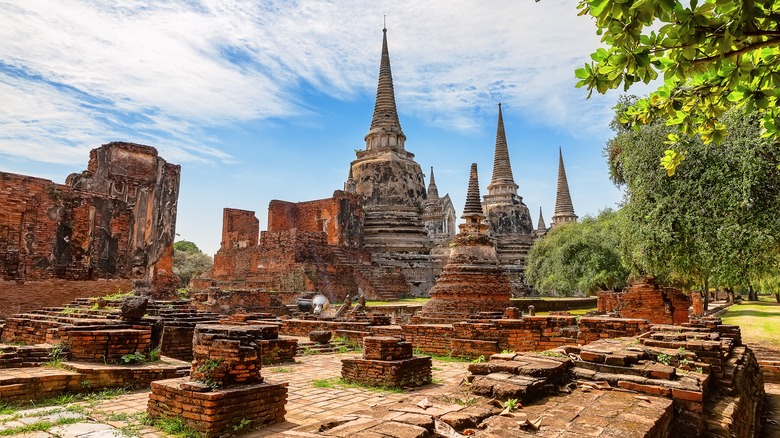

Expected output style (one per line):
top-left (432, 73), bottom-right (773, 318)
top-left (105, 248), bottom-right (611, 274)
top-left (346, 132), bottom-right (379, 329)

top-left (173, 240), bottom-right (213, 288)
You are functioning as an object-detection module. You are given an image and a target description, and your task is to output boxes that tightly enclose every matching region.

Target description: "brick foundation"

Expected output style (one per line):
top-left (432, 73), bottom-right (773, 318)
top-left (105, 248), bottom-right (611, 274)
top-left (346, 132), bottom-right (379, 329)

top-left (341, 337), bottom-right (431, 388)
top-left (60, 325), bottom-right (152, 363)
top-left (148, 378), bottom-right (287, 437)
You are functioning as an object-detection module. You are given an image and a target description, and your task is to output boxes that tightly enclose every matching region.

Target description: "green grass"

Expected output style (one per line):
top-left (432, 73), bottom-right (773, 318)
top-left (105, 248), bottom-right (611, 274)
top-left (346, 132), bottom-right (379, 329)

top-left (720, 300), bottom-right (780, 348)
top-left (270, 367), bottom-right (292, 373)
top-left (534, 307), bottom-right (597, 316)
top-left (0, 388), bottom-right (130, 414)
top-left (363, 297), bottom-right (430, 306)
top-left (150, 416), bottom-right (203, 438)
top-left (0, 416), bottom-right (80, 436)
top-left (312, 377), bottom-right (404, 393)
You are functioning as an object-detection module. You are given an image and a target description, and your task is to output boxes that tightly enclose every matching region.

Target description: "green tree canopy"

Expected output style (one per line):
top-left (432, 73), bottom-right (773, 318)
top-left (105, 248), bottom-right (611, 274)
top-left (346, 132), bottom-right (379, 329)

top-left (526, 209), bottom-right (629, 296)
top-left (173, 240), bottom-right (212, 287)
top-left (607, 97), bottom-right (780, 301)
top-left (174, 240), bottom-right (199, 253)
top-left (576, 0), bottom-right (780, 173)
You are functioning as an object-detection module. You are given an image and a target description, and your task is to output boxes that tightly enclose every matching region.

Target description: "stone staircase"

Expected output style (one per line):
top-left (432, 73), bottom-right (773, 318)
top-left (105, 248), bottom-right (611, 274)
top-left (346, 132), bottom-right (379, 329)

top-left (331, 247), bottom-right (408, 301)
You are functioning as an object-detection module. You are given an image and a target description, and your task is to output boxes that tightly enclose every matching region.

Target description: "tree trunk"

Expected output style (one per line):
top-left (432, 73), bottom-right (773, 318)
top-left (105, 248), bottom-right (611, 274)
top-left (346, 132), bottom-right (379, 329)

top-left (775, 292), bottom-right (779, 303)
top-left (748, 282), bottom-right (757, 301)
top-left (702, 278), bottom-right (709, 310)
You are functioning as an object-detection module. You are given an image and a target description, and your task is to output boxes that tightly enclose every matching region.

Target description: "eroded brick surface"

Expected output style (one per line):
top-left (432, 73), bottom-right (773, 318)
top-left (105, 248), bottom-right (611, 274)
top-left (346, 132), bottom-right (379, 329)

top-left (0, 142), bottom-right (180, 317)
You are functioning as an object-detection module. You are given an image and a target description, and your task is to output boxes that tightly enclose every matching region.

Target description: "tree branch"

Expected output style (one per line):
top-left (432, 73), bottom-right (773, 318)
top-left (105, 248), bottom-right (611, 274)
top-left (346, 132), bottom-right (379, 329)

top-left (691, 37), bottom-right (780, 65)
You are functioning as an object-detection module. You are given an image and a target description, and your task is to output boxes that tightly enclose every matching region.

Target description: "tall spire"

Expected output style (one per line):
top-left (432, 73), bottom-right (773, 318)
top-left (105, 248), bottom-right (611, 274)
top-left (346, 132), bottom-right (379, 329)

top-left (463, 163), bottom-right (484, 218)
top-left (536, 207), bottom-right (546, 232)
top-left (427, 166), bottom-right (439, 202)
top-left (364, 27), bottom-right (406, 151)
top-left (487, 103), bottom-right (519, 195)
top-left (551, 147), bottom-right (578, 227)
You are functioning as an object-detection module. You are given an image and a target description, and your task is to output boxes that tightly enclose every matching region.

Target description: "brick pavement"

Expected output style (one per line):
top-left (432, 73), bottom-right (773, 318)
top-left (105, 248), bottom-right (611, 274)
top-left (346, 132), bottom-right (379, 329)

top-left (78, 352), bottom-right (471, 437)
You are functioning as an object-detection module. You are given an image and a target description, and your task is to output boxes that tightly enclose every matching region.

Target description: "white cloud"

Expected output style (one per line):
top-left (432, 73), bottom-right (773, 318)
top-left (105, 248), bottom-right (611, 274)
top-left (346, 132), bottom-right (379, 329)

top-left (0, 0), bottom-right (617, 164)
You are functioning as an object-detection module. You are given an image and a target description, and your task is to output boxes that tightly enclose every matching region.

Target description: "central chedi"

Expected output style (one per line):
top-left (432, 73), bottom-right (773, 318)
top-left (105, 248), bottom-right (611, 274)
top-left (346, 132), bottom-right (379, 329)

top-left (418, 163), bottom-right (513, 323)
top-left (348, 27), bottom-right (435, 294)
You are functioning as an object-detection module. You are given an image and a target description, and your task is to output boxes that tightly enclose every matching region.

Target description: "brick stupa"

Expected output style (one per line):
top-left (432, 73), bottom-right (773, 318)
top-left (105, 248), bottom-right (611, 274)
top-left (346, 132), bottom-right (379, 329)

top-left (417, 164), bottom-right (513, 323)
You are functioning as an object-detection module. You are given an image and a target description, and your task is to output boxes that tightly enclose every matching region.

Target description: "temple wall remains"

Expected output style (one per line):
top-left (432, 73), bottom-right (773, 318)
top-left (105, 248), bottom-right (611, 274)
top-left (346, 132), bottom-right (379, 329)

top-left (0, 142), bottom-right (179, 316)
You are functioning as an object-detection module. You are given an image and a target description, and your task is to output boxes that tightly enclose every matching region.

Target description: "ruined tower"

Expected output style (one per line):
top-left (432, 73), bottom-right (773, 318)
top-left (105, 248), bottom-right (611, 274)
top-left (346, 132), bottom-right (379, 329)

top-left (551, 147), bottom-right (578, 227)
top-left (482, 104), bottom-right (535, 295)
top-left (418, 163), bottom-right (512, 322)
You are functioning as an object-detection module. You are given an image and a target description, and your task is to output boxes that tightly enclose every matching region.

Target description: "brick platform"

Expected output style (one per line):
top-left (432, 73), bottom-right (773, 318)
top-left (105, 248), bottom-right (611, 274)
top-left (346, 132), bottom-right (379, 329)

top-left (60, 325), bottom-right (152, 363)
top-left (148, 323), bottom-right (288, 436)
top-left (341, 337), bottom-right (431, 388)
top-left (147, 377), bottom-right (287, 437)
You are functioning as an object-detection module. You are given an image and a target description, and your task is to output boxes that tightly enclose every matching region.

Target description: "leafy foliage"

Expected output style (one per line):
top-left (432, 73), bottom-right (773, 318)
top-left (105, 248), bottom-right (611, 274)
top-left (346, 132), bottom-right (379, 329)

top-left (607, 97), bottom-right (780, 298)
top-left (526, 209), bottom-right (629, 295)
top-left (576, 0), bottom-right (780, 173)
top-left (173, 240), bottom-right (213, 287)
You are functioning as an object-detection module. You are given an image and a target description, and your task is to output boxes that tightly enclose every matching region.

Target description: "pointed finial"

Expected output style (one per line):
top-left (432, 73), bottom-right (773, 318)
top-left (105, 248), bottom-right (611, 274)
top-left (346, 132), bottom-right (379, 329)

top-left (427, 166), bottom-right (439, 202)
top-left (487, 102), bottom-right (518, 194)
top-left (462, 163), bottom-right (484, 218)
top-left (537, 207), bottom-right (546, 232)
top-left (552, 147), bottom-right (578, 226)
top-left (364, 26), bottom-right (405, 151)
top-left (383, 15), bottom-right (386, 31)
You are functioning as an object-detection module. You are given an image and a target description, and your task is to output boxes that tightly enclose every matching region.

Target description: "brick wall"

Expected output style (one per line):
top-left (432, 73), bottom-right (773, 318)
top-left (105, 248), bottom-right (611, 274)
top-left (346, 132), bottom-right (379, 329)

top-left (221, 209), bottom-right (259, 250)
top-left (0, 279), bottom-right (131, 318)
top-left (0, 142), bottom-right (179, 301)
top-left (267, 191), bottom-right (363, 247)
top-left (597, 280), bottom-right (691, 325)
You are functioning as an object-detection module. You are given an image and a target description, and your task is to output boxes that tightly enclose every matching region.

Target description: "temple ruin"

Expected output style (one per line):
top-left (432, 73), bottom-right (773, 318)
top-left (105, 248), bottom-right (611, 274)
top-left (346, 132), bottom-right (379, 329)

top-left (197, 28), bottom-right (584, 300)
top-left (0, 142), bottom-right (180, 317)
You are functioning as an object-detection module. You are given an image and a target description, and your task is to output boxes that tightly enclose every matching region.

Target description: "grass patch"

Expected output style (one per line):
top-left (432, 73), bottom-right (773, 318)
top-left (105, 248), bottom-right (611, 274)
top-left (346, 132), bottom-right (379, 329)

top-left (534, 307), bottom-right (597, 316)
top-left (419, 351), bottom-right (471, 363)
top-left (363, 297), bottom-right (430, 306)
top-left (270, 367), bottom-right (292, 373)
top-left (312, 379), bottom-right (334, 388)
top-left (0, 416), bottom-right (80, 436)
top-left (312, 377), bottom-right (404, 393)
top-left (149, 415), bottom-right (203, 438)
top-left (0, 388), bottom-right (130, 414)
top-left (102, 291), bottom-right (134, 301)
top-left (720, 300), bottom-right (780, 348)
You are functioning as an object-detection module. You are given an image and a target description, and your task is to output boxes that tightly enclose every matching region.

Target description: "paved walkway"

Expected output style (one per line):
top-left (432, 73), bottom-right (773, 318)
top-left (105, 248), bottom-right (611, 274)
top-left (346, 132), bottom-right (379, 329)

top-left (2, 352), bottom-right (776, 437)
top-left (0, 352), bottom-right (469, 437)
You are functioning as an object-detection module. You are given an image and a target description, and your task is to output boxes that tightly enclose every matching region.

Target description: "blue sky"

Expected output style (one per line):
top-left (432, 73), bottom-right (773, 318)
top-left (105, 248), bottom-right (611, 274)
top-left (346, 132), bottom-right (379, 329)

top-left (0, 0), bottom-right (644, 255)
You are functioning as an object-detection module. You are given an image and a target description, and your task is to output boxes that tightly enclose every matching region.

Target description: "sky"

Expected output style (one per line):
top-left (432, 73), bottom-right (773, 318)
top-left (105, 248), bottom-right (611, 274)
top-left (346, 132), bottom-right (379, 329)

top-left (0, 0), bottom-right (642, 256)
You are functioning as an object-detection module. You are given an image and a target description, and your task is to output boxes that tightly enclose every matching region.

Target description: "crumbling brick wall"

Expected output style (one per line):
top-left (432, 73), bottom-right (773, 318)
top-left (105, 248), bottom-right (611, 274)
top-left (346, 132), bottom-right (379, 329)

top-left (267, 191), bottom-right (363, 247)
top-left (0, 142), bottom-right (180, 314)
top-left (598, 278), bottom-right (691, 325)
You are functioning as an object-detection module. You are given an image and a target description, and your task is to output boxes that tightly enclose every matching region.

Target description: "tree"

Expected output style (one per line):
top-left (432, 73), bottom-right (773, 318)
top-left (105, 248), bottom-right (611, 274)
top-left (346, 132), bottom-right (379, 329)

top-left (575, 0), bottom-right (780, 173)
top-left (607, 96), bottom-right (780, 305)
top-left (526, 209), bottom-right (630, 296)
top-left (173, 240), bottom-right (213, 287)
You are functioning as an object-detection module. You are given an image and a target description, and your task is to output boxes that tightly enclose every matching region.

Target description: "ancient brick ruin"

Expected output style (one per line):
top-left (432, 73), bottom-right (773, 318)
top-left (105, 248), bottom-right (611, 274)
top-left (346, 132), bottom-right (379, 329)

top-left (148, 324), bottom-right (288, 437)
top-left (598, 277), bottom-right (692, 325)
top-left (341, 336), bottom-right (432, 388)
top-left (0, 142), bottom-right (180, 316)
